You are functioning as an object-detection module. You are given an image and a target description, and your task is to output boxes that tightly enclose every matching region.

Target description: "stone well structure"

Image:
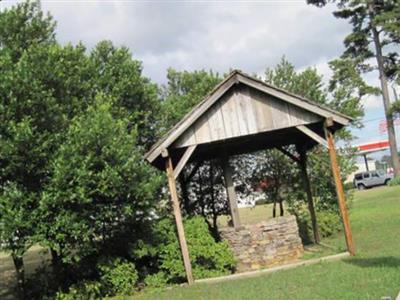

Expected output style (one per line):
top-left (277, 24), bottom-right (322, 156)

top-left (220, 215), bottom-right (303, 272)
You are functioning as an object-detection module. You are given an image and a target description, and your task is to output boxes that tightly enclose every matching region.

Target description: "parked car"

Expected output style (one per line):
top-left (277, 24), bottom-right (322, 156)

top-left (353, 170), bottom-right (393, 190)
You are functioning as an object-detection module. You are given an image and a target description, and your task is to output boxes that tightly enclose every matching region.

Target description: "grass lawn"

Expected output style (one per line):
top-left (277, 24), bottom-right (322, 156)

top-left (2, 186), bottom-right (399, 299)
top-left (127, 186), bottom-right (400, 300)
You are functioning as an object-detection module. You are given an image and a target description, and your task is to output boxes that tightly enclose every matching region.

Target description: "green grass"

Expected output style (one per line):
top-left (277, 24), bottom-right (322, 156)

top-left (2, 187), bottom-right (400, 300)
top-left (216, 203), bottom-right (286, 227)
top-left (128, 186), bottom-right (400, 300)
top-left (0, 246), bottom-right (50, 300)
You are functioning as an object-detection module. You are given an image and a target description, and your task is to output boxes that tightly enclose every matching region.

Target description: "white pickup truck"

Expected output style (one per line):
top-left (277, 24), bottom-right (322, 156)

top-left (353, 170), bottom-right (393, 190)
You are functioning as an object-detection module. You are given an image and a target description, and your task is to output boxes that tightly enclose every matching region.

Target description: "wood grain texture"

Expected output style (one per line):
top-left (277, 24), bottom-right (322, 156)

top-left (146, 70), bottom-right (351, 165)
top-left (173, 85), bottom-right (322, 148)
top-left (222, 157), bottom-right (241, 229)
top-left (166, 157), bottom-right (194, 284)
top-left (324, 127), bottom-right (356, 256)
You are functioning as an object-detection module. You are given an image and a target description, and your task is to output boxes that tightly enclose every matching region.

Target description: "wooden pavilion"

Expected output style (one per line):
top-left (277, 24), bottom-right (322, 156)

top-left (145, 70), bottom-right (355, 284)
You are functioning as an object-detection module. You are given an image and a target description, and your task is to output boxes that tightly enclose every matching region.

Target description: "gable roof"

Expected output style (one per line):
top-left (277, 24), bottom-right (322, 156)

top-left (145, 70), bottom-right (352, 164)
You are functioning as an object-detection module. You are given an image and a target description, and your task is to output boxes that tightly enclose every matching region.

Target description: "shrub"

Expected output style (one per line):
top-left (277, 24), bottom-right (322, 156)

top-left (143, 272), bottom-right (168, 293)
top-left (388, 176), bottom-right (400, 186)
top-left (161, 217), bottom-right (235, 280)
top-left (292, 206), bottom-right (342, 244)
top-left (97, 258), bottom-right (138, 296)
top-left (55, 281), bottom-right (101, 300)
top-left (135, 216), bottom-right (235, 284)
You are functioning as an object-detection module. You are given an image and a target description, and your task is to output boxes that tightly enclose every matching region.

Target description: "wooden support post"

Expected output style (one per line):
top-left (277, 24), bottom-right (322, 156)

top-left (296, 125), bottom-right (328, 149)
top-left (324, 127), bottom-right (356, 256)
top-left (165, 157), bottom-right (194, 284)
top-left (222, 157), bottom-right (241, 229)
top-left (173, 145), bottom-right (197, 179)
top-left (298, 146), bottom-right (321, 244)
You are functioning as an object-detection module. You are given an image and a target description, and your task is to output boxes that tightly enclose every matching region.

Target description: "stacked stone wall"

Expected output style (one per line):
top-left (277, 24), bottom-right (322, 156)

top-left (220, 215), bottom-right (303, 272)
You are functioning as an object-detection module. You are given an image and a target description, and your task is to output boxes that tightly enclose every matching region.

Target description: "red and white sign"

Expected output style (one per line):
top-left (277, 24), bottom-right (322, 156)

top-left (356, 140), bottom-right (390, 154)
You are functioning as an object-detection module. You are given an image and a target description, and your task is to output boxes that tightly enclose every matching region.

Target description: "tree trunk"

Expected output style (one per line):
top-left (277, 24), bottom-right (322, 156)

top-left (272, 200), bottom-right (276, 218)
top-left (12, 254), bottom-right (25, 300)
top-left (279, 200), bottom-right (284, 216)
top-left (370, 5), bottom-right (400, 176)
top-left (179, 176), bottom-right (190, 213)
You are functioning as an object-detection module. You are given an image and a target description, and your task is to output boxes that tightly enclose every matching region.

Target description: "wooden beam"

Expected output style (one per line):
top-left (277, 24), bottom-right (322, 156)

top-left (324, 127), bottom-right (356, 256)
top-left (174, 145), bottom-right (197, 180)
top-left (296, 125), bottom-right (328, 149)
top-left (297, 145), bottom-right (321, 244)
top-left (221, 157), bottom-right (241, 229)
top-left (165, 157), bottom-right (194, 284)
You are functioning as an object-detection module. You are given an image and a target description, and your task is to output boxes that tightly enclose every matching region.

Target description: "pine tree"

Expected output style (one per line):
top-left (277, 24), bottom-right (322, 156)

top-left (308, 0), bottom-right (400, 176)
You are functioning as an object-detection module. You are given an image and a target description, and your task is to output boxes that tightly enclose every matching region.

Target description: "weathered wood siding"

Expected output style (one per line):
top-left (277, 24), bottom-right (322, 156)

top-left (173, 85), bottom-right (321, 148)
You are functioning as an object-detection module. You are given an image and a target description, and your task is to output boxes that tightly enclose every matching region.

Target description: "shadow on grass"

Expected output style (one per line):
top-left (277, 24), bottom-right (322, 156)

top-left (345, 256), bottom-right (400, 268)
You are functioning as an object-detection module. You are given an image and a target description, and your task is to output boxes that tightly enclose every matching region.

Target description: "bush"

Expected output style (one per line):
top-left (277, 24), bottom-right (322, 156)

top-left (143, 272), bottom-right (168, 293)
top-left (161, 217), bottom-right (235, 280)
top-left (388, 176), bottom-right (400, 186)
top-left (55, 281), bottom-right (102, 300)
top-left (97, 258), bottom-right (138, 296)
top-left (135, 216), bottom-right (235, 284)
top-left (292, 206), bottom-right (342, 244)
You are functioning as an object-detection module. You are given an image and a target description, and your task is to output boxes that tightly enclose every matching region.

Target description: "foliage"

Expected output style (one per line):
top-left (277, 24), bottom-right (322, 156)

top-left (143, 272), bottom-right (169, 293)
top-left (388, 175), bottom-right (400, 186)
top-left (250, 149), bottom-right (298, 217)
top-left (308, 0), bottom-right (400, 175)
top-left (265, 56), bottom-right (327, 105)
top-left (98, 258), bottom-right (139, 296)
top-left (55, 281), bottom-right (102, 300)
top-left (288, 202), bottom-right (342, 244)
top-left (0, 0), bottom-right (56, 61)
top-left (0, 2), bottom-right (59, 296)
top-left (389, 100), bottom-right (400, 117)
top-left (0, 3), bottom-right (162, 297)
top-left (38, 96), bottom-right (162, 264)
top-left (135, 217), bottom-right (235, 284)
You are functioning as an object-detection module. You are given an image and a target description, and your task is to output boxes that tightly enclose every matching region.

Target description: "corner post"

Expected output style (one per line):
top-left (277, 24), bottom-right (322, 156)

top-left (324, 122), bottom-right (356, 256)
top-left (297, 146), bottom-right (321, 244)
top-left (221, 156), bottom-right (241, 229)
top-left (165, 155), bottom-right (194, 284)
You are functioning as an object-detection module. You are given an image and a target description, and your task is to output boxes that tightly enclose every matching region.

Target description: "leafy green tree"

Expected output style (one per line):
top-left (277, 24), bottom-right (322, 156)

top-left (265, 57), bottom-right (327, 105)
top-left (0, 2), bottom-right (161, 296)
top-left (0, 0), bottom-right (56, 61)
top-left (89, 41), bottom-right (160, 147)
top-left (0, 2), bottom-right (59, 296)
top-left (39, 96), bottom-right (162, 266)
top-left (308, 0), bottom-right (400, 175)
top-left (0, 183), bottom-right (35, 298)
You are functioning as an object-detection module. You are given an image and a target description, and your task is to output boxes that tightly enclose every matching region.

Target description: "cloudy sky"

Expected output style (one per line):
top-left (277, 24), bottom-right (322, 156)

top-left (2, 0), bottom-right (399, 157)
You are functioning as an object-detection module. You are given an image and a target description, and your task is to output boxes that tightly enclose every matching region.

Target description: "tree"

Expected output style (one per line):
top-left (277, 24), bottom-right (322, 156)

top-left (0, 2), bottom-right (162, 296)
top-left (39, 96), bottom-right (162, 267)
top-left (0, 0), bottom-right (56, 62)
top-left (308, 0), bottom-right (400, 176)
top-left (0, 2), bottom-right (58, 296)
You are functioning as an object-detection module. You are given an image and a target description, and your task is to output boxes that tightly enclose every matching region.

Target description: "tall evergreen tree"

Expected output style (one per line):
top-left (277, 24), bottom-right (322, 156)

top-left (308, 0), bottom-right (400, 175)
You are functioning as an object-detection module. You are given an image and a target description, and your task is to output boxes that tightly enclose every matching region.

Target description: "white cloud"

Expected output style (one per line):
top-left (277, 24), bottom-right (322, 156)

top-left (22, 0), bottom-right (351, 83)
